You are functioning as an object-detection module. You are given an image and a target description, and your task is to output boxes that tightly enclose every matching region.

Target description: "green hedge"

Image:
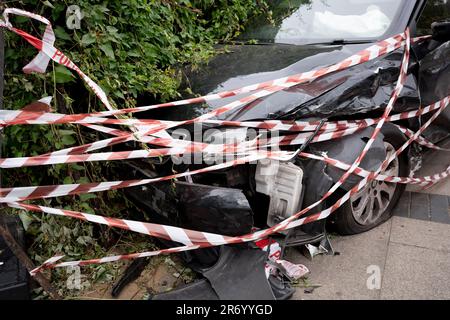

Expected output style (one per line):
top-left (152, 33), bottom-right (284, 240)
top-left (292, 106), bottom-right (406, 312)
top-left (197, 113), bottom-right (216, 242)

top-left (1, 0), bottom-right (268, 294)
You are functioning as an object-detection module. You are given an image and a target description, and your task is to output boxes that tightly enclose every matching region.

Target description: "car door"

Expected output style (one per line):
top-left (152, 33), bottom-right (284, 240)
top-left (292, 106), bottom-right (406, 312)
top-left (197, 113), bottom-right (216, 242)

top-left (413, 0), bottom-right (450, 142)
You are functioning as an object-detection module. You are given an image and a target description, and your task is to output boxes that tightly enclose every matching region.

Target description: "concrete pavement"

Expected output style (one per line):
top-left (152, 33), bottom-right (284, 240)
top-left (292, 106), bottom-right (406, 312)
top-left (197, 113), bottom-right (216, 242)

top-left (288, 216), bottom-right (450, 299)
top-left (289, 139), bottom-right (450, 300)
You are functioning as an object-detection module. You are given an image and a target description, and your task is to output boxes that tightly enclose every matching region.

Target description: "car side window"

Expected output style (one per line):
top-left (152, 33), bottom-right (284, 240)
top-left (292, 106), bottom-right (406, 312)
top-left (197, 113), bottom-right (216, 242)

top-left (416, 0), bottom-right (450, 36)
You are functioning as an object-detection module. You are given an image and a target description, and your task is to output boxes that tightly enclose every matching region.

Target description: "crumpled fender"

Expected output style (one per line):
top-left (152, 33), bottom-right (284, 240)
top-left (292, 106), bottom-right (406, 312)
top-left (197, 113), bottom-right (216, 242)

top-left (309, 127), bottom-right (387, 191)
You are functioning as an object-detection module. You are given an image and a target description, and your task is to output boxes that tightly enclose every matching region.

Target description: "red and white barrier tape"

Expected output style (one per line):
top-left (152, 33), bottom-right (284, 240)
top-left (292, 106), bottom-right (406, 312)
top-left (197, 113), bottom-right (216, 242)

top-left (0, 9), bottom-right (448, 275)
top-left (2, 97), bottom-right (446, 168)
top-left (0, 150), bottom-right (297, 203)
top-left (7, 156), bottom-right (448, 251)
top-left (0, 7), bottom-right (408, 124)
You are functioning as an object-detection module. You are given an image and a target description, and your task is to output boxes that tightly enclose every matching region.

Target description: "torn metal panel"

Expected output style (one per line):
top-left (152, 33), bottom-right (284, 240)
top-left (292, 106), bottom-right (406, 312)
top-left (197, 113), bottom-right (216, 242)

top-left (203, 246), bottom-right (275, 300)
top-left (176, 182), bottom-right (254, 237)
top-left (127, 181), bottom-right (255, 270)
top-left (419, 41), bottom-right (450, 106)
top-left (418, 40), bottom-right (450, 142)
top-left (302, 157), bottom-right (333, 208)
top-left (152, 246), bottom-right (291, 300)
top-left (125, 180), bottom-right (255, 238)
top-left (301, 233), bottom-right (336, 260)
top-left (284, 55), bottom-right (420, 119)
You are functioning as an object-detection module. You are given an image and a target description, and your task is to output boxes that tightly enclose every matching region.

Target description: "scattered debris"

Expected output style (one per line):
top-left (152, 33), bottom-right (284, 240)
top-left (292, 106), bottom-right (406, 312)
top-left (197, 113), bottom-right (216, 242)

top-left (302, 233), bottom-right (336, 260)
top-left (273, 260), bottom-right (309, 281)
top-left (304, 287), bottom-right (316, 294)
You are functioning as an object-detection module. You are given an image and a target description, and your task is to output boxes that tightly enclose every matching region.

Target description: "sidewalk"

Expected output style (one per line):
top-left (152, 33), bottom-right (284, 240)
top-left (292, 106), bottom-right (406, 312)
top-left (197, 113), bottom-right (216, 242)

top-left (289, 140), bottom-right (450, 300)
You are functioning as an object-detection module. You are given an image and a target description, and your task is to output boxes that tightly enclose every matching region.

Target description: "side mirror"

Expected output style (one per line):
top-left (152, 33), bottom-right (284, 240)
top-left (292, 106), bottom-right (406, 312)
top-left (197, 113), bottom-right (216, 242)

top-left (431, 21), bottom-right (450, 42)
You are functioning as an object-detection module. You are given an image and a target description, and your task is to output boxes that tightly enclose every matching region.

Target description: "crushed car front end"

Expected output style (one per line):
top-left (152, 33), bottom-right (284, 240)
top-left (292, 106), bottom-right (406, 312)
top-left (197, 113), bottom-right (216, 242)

top-left (114, 0), bottom-right (450, 299)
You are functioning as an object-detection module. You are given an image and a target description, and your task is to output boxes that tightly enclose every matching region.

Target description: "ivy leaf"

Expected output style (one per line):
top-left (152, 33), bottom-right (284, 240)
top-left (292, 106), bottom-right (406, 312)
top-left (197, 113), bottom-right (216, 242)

top-left (128, 50), bottom-right (141, 58)
top-left (54, 65), bottom-right (75, 83)
top-left (99, 43), bottom-right (115, 59)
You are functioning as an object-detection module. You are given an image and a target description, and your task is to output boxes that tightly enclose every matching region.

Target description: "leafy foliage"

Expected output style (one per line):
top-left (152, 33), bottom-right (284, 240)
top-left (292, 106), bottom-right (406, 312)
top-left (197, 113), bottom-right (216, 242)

top-left (2, 0), bottom-right (268, 296)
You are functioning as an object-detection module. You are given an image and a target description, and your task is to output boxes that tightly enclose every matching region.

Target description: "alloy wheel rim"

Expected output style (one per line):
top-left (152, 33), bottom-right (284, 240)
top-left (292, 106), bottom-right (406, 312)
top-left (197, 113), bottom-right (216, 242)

top-left (350, 142), bottom-right (399, 226)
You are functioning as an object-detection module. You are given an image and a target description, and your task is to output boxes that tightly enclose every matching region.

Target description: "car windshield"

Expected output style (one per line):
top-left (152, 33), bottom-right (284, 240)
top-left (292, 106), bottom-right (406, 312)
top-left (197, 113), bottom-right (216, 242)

top-left (239, 0), bottom-right (407, 45)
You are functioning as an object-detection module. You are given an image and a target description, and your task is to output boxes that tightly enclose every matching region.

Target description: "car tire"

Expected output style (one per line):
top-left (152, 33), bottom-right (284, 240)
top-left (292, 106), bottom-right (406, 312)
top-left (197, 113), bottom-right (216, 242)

top-left (331, 124), bottom-right (409, 235)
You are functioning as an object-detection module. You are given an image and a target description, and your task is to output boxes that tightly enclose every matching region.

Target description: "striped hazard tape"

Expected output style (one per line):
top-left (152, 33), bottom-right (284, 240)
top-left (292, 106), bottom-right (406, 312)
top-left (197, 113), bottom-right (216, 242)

top-left (1, 96), bottom-right (447, 168)
top-left (0, 9), bottom-right (448, 276)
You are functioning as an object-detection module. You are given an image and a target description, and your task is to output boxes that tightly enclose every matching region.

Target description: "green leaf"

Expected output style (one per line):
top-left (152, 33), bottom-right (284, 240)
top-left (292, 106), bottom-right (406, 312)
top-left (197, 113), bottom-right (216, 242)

top-left (113, 91), bottom-right (125, 99)
top-left (54, 65), bottom-right (75, 84)
top-left (81, 33), bottom-right (97, 46)
top-left (79, 193), bottom-right (97, 201)
top-left (106, 26), bottom-right (118, 34)
top-left (15, 16), bottom-right (28, 24)
top-left (18, 212), bottom-right (34, 231)
top-left (63, 176), bottom-right (74, 184)
top-left (71, 164), bottom-right (85, 171)
top-left (80, 202), bottom-right (94, 214)
top-left (58, 129), bottom-right (76, 136)
top-left (78, 177), bottom-right (90, 184)
top-left (24, 81), bottom-right (33, 92)
top-left (42, 0), bottom-right (55, 8)
top-left (61, 134), bottom-right (76, 145)
top-left (54, 26), bottom-right (71, 41)
top-left (99, 43), bottom-right (115, 59)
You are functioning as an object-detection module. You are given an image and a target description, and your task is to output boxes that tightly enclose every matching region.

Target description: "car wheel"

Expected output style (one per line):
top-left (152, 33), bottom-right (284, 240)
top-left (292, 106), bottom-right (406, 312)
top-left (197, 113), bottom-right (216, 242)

top-left (331, 125), bottom-right (408, 235)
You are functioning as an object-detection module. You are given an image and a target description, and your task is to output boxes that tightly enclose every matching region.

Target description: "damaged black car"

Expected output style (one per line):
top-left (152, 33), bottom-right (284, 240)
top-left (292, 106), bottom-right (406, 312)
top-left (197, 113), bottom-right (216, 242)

top-left (112, 0), bottom-right (450, 300)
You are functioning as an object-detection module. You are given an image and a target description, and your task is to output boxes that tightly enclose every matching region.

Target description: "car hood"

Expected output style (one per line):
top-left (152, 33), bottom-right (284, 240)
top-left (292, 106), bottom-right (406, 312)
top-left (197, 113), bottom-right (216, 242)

top-left (158, 43), bottom-right (418, 122)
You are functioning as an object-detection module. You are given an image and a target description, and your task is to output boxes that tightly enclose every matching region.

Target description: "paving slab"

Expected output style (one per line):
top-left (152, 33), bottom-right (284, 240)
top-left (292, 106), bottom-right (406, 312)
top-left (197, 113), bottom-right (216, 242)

top-left (393, 192), bottom-right (450, 224)
top-left (409, 192), bottom-right (431, 221)
top-left (380, 242), bottom-right (450, 300)
top-left (290, 141), bottom-right (450, 300)
top-left (288, 220), bottom-right (392, 300)
top-left (390, 216), bottom-right (450, 252)
top-left (392, 191), bottom-right (411, 218)
top-left (429, 194), bottom-right (450, 224)
top-left (291, 216), bottom-right (450, 300)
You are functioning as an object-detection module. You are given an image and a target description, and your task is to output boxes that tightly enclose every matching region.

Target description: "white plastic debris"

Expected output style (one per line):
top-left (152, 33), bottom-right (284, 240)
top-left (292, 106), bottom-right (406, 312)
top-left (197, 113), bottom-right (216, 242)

top-left (256, 238), bottom-right (309, 280)
top-left (276, 259), bottom-right (309, 280)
